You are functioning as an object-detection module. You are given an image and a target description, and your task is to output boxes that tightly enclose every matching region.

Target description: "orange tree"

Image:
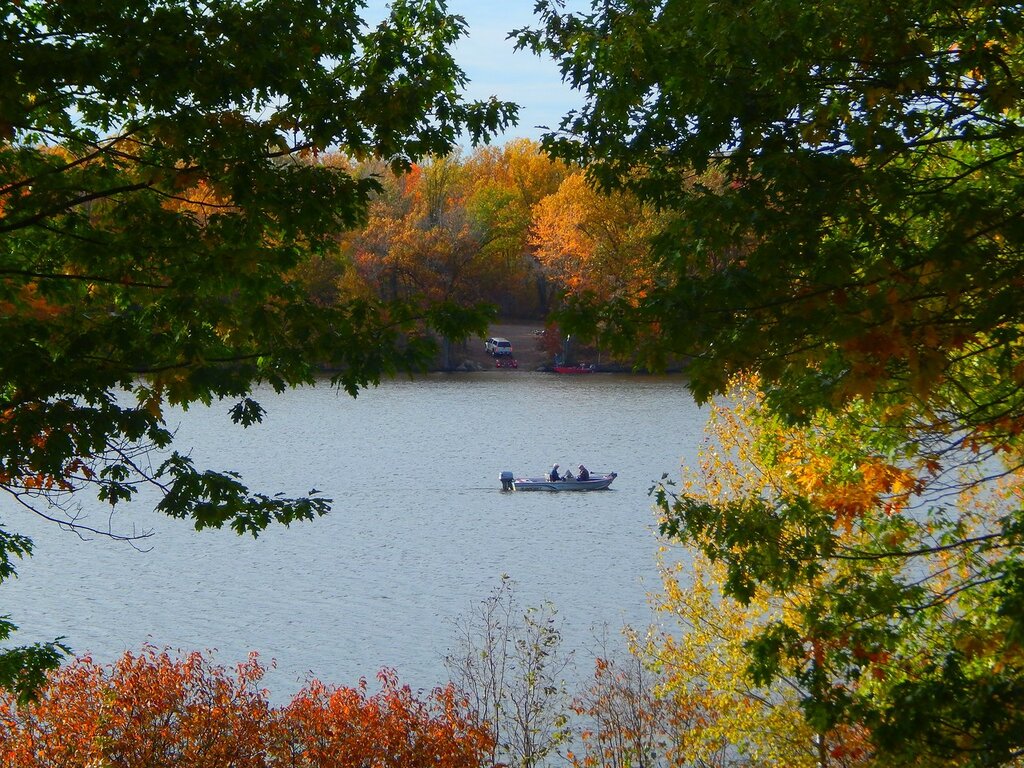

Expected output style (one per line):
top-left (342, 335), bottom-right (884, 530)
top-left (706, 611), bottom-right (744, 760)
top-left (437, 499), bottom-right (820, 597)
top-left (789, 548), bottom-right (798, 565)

top-left (277, 669), bottom-right (492, 768)
top-left (347, 157), bottom-right (490, 309)
top-left (462, 139), bottom-right (570, 317)
top-left (530, 171), bottom-right (665, 305)
top-left (519, 0), bottom-right (1024, 763)
top-left (0, 648), bottom-right (274, 767)
top-left (344, 156), bottom-right (500, 368)
top-left (0, 647), bottom-right (493, 768)
top-left (0, 0), bottom-right (514, 697)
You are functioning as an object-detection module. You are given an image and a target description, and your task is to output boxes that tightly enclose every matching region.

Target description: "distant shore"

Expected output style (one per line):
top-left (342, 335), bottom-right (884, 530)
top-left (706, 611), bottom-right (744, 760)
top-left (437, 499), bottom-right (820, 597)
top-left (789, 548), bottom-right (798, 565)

top-left (443, 323), bottom-right (555, 372)
top-left (440, 323), bottom-right (683, 374)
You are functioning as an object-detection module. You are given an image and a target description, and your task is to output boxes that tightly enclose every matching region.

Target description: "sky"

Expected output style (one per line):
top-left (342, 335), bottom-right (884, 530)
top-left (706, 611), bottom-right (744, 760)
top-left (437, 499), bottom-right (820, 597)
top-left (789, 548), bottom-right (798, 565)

top-left (366, 0), bottom-right (588, 145)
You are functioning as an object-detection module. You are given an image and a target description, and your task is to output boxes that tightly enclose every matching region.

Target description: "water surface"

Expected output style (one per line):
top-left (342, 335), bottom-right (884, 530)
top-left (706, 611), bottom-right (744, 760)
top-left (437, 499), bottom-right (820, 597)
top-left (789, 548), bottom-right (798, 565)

top-left (5, 372), bottom-right (706, 698)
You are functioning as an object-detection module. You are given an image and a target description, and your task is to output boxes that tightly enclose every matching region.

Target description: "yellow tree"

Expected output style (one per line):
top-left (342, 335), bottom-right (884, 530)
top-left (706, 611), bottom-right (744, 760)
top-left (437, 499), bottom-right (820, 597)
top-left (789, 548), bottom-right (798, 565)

top-left (462, 139), bottom-right (571, 315)
top-left (650, 368), bottom-right (1024, 766)
top-left (647, 377), bottom-right (889, 767)
top-left (463, 139), bottom-right (569, 209)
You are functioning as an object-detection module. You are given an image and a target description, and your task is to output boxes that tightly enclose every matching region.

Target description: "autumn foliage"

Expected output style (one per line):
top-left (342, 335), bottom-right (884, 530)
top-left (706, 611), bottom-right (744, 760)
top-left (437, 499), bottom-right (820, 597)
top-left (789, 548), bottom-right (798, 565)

top-left (569, 654), bottom-right (678, 768)
top-left (651, 373), bottom-right (1024, 766)
top-left (0, 647), bottom-right (492, 768)
top-left (531, 172), bottom-right (664, 303)
top-left (337, 142), bottom-right (573, 322)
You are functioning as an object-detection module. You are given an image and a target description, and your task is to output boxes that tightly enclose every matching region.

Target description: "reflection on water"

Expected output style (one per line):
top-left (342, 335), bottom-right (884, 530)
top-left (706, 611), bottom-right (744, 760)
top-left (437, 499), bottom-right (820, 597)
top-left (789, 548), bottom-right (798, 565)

top-left (4, 373), bottom-right (706, 699)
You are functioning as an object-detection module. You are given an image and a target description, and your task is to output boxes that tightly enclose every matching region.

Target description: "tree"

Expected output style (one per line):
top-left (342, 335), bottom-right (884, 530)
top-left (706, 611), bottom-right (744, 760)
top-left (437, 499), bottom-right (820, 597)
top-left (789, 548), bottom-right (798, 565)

top-left (463, 139), bottom-right (571, 315)
top-left (650, 379), bottom-right (877, 768)
top-left (654, 375), bottom-right (1024, 766)
top-left (0, 647), bottom-right (493, 768)
top-left (444, 576), bottom-right (574, 768)
top-left (0, 647), bottom-right (274, 767)
top-left (1, 0), bottom-right (515, 697)
top-left (518, 1), bottom-right (1024, 763)
top-left (350, 156), bottom-right (491, 309)
top-left (276, 669), bottom-right (493, 768)
top-left (570, 637), bottom-right (681, 768)
top-left (516, 0), bottom-right (1024, 413)
top-left (345, 157), bottom-right (500, 368)
top-left (346, 142), bottom-right (573, 332)
top-left (530, 171), bottom-right (665, 304)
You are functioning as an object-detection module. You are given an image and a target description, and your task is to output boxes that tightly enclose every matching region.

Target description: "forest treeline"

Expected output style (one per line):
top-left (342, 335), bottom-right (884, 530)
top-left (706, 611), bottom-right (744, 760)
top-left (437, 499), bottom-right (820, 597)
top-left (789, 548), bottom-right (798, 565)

top-left (291, 140), bottom-right (665, 330)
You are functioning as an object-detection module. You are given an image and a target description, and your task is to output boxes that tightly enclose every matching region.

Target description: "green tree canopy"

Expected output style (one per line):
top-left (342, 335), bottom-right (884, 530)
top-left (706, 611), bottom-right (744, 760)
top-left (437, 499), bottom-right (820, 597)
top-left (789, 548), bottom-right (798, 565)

top-left (1, 0), bottom-right (514, 699)
top-left (519, 0), bottom-right (1024, 764)
top-left (518, 0), bottom-right (1024, 420)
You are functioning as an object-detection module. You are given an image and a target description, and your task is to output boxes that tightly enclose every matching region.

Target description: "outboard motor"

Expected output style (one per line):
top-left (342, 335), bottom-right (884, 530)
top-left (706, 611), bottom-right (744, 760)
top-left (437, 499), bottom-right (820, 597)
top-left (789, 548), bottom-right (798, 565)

top-left (499, 471), bottom-right (515, 492)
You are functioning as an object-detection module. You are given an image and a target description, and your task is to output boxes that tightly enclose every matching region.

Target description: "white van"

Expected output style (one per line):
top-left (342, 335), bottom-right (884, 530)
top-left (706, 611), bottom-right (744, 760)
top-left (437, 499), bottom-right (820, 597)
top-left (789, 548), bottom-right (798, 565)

top-left (491, 338), bottom-right (513, 356)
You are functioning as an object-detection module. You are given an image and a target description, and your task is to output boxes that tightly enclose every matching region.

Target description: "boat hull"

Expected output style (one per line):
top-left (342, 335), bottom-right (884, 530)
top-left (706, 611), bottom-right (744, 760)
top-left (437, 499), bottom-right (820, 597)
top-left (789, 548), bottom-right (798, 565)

top-left (512, 473), bottom-right (617, 491)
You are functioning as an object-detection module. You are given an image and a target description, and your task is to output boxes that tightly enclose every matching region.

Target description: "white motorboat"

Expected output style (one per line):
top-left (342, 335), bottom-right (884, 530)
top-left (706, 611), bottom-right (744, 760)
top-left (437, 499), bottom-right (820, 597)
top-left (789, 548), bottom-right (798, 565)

top-left (499, 471), bottom-right (617, 491)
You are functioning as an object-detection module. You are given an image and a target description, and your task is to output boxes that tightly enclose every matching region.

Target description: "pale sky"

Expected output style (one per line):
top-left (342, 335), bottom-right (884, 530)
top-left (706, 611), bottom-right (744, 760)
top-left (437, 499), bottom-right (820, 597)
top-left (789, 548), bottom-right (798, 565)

top-left (366, 0), bottom-right (588, 145)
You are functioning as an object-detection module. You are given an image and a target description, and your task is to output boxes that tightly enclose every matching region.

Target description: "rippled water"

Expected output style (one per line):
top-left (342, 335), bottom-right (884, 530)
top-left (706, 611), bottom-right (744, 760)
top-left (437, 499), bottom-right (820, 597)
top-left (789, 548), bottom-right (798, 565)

top-left (4, 372), bottom-right (706, 699)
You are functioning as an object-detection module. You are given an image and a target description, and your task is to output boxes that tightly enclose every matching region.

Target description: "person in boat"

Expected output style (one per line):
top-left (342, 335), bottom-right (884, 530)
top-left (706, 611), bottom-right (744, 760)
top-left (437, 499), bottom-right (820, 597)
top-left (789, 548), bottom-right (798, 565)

top-left (577, 464), bottom-right (590, 481)
top-left (549, 464), bottom-right (561, 481)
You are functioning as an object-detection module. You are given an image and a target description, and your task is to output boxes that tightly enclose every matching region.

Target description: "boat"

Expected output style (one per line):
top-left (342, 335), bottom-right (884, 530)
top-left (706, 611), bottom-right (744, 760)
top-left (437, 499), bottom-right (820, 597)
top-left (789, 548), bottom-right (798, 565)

top-left (553, 363), bottom-right (595, 374)
top-left (499, 470), bottom-right (617, 491)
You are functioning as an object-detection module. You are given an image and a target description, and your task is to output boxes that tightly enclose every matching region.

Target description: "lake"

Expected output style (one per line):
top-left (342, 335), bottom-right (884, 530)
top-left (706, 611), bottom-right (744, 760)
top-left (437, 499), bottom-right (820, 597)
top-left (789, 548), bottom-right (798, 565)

top-left (3, 372), bottom-right (707, 699)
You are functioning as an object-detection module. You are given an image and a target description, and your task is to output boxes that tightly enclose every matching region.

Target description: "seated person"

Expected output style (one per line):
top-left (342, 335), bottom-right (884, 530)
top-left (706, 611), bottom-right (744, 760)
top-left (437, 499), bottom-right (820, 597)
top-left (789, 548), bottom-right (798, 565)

top-left (549, 464), bottom-right (560, 482)
top-left (577, 464), bottom-right (590, 480)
